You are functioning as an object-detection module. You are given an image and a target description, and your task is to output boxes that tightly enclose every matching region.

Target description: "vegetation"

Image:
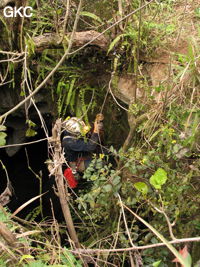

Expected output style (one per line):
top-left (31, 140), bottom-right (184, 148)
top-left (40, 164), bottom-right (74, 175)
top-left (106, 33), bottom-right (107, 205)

top-left (0, 0), bottom-right (200, 266)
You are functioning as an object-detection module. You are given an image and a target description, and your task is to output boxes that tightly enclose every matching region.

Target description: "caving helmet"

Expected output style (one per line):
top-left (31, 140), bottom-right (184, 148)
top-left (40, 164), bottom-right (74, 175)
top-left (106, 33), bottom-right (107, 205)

top-left (63, 117), bottom-right (89, 135)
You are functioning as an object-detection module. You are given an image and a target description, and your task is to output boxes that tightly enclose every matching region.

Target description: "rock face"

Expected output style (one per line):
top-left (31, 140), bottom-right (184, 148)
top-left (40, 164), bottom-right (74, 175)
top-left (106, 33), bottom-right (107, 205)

top-left (110, 0), bottom-right (200, 106)
top-left (110, 48), bottom-right (173, 105)
top-left (112, 74), bottom-right (145, 104)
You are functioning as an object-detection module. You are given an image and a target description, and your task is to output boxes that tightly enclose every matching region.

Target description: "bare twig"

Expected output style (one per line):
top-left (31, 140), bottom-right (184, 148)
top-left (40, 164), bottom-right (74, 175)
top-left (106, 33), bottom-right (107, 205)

top-left (58, 0), bottom-right (71, 44)
top-left (174, 0), bottom-right (188, 46)
top-left (122, 113), bottom-right (148, 153)
top-left (10, 193), bottom-right (46, 218)
top-left (117, 194), bottom-right (136, 248)
top-left (0, 240), bottom-right (17, 260)
top-left (152, 204), bottom-right (176, 241)
top-left (0, 160), bottom-right (13, 206)
top-left (129, 251), bottom-right (135, 267)
top-left (118, 0), bottom-right (124, 31)
top-left (109, 72), bottom-right (129, 112)
top-left (70, 236), bottom-right (200, 255)
top-left (0, 138), bottom-right (47, 149)
top-left (0, 222), bottom-right (18, 247)
top-left (134, 0), bottom-right (143, 103)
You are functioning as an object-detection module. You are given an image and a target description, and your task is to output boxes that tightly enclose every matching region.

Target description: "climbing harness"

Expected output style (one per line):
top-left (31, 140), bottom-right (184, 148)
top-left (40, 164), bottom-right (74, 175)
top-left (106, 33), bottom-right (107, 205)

top-left (63, 157), bottom-right (89, 188)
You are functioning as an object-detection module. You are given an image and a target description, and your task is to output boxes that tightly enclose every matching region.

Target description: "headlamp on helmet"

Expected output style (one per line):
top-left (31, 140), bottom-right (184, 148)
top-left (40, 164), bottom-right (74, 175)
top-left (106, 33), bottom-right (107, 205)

top-left (63, 117), bottom-right (90, 135)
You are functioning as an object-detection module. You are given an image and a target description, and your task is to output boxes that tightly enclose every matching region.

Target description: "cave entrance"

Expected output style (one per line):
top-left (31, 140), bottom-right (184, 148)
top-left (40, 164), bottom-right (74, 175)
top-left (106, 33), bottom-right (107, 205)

top-left (0, 124), bottom-right (62, 220)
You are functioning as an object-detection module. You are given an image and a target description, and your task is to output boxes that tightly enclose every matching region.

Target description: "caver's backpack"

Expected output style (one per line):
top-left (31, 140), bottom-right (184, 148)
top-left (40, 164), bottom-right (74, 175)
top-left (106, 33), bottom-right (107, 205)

top-left (63, 168), bottom-right (78, 188)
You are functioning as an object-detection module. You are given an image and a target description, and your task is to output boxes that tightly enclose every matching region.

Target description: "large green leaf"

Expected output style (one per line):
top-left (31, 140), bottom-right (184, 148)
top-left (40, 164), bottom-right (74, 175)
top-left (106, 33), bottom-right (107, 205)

top-left (134, 182), bottom-right (148, 194)
top-left (150, 168), bottom-right (168, 190)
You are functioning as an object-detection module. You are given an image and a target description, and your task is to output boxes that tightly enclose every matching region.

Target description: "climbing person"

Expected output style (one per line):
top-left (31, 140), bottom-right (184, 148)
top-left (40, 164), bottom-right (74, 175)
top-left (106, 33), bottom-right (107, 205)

top-left (62, 114), bottom-right (104, 188)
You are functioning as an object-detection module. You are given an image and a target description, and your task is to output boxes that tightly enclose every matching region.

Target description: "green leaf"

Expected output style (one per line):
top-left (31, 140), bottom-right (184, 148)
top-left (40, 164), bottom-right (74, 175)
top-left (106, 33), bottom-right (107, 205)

top-left (26, 128), bottom-right (37, 137)
top-left (0, 125), bottom-right (6, 131)
top-left (107, 34), bottom-right (126, 54)
top-left (19, 254), bottom-right (34, 264)
top-left (195, 7), bottom-right (200, 18)
top-left (185, 253), bottom-right (192, 267)
top-left (90, 175), bottom-right (98, 181)
top-left (56, 81), bottom-right (63, 95)
top-left (149, 127), bottom-right (162, 142)
top-left (134, 182), bottom-right (148, 194)
top-left (25, 35), bottom-right (35, 55)
top-left (103, 184), bottom-right (112, 192)
top-left (152, 260), bottom-right (162, 267)
top-left (23, 260), bottom-right (46, 267)
top-left (0, 259), bottom-right (6, 267)
top-left (0, 132), bottom-right (7, 146)
top-left (112, 176), bottom-right (121, 186)
top-left (80, 11), bottom-right (102, 23)
top-left (66, 78), bottom-right (76, 106)
top-left (150, 168), bottom-right (168, 190)
top-left (61, 249), bottom-right (82, 267)
top-left (26, 119), bottom-right (36, 128)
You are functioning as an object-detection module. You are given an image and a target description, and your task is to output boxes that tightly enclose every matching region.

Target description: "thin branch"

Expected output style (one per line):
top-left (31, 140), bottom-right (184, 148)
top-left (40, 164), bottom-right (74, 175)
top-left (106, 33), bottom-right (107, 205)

top-left (0, 160), bottom-right (13, 206)
top-left (174, 0), bottom-right (188, 46)
top-left (71, 236), bottom-right (200, 255)
top-left (117, 194), bottom-right (136, 248)
top-left (0, 51), bottom-right (25, 56)
top-left (0, 240), bottom-right (17, 260)
top-left (123, 203), bottom-right (187, 266)
top-left (0, 221), bottom-right (18, 247)
top-left (113, 211), bottom-right (122, 249)
top-left (129, 251), bottom-right (135, 267)
top-left (9, 193), bottom-right (46, 219)
top-left (109, 72), bottom-right (129, 112)
top-left (152, 204), bottom-right (176, 241)
top-left (118, 0), bottom-right (124, 31)
top-left (134, 0), bottom-right (143, 103)
top-left (0, 138), bottom-right (47, 149)
top-left (58, 0), bottom-right (71, 44)
top-left (122, 113), bottom-right (148, 153)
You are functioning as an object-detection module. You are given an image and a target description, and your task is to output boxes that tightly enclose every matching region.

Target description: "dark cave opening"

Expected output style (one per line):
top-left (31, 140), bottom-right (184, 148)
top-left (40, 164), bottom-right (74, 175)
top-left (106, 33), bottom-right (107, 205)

top-left (0, 122), bottom-right (63, 221)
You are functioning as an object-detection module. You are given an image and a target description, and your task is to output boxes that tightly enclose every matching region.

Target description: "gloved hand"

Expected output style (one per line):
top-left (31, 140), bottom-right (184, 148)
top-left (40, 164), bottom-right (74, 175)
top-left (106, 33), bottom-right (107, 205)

top-left (93, 120), bottom-right (103, 133)
top-left (93, 113), bottom-right (104, 133)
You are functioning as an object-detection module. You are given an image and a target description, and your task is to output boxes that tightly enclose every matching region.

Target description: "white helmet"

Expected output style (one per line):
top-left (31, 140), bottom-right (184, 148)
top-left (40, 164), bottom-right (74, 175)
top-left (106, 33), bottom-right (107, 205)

top-left (63, 117), bottom-right (87, 135)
